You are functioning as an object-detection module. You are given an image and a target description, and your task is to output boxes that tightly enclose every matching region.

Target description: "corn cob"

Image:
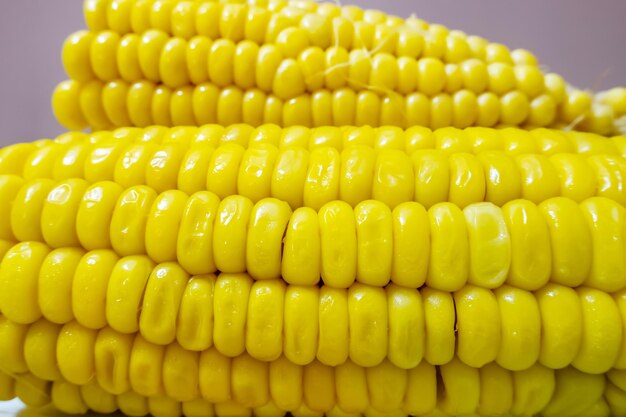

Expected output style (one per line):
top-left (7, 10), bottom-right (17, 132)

top-left (71, 0), bottom-right (620, 134)
top-left (0, 317), bottom-right (621, 417)
top-left (5, 0), bottom-right (626, 415)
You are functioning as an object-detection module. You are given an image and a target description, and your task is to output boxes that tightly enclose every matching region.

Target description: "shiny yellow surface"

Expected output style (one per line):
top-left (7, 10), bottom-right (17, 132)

top-left (7, 0), bottom-right (626, 414)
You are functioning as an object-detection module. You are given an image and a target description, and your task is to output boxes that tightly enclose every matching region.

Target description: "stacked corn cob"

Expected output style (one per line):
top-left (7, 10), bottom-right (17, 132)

top-left (3, 1), bottom-right (626, 416)
top-left (53, 0), bottom-right (617, 134)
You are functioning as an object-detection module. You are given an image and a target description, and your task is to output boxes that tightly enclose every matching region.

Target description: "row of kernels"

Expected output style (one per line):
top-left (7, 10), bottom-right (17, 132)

top-left (53, 79), bottom-right (559, 131)
top-left (1, 178), bottom-right (626, 293)
top-left (1, 276), bottom-right (625, 375)
top-left (3, 129), bottom-right (626, 210)
top-left (64, 28), bottom-right (547, 100)
top-left (2, 125), bottom-right (624, 180)
top-left (3, 127), bottom-right (625, 209)
top-left (4, 346), bottom-right (610, 417)
top-left (84, 0), bottom-right (538, 68)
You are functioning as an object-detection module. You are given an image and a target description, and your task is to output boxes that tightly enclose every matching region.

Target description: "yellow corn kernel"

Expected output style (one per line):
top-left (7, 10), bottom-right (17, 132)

top-left (339, 146), bottom-right (374, 207)
top-left (145, 190), bottom-right (188, 263)
top-left (139, 262), bottom-right (189, 345)
top-left (205, 143), bottom-right (245, 199)
top-left (163, 342), bottom-right (199, 401)
top-left (478, 151), bottom-right (522, 206)
top-left (0, 242), bottom-right (49, 324)
top-left (464, 202), bottom-right (510, 288)
top-left (106, 255), bottom-right (154, 334)
top-left (237, 144), bottom-right (278, 203)
top-left (478, 363), bottom-right (513, 416)
top-left (147, 396), bottom-right (181, 417)
top-left (110, 185), bottom-right (158, 256)
top-left (213, 273), bottom-right (252, 358)
top-left (580, 197), bottom-right (626, 292)
top-left (22, 142), bottom-right (65, 181)
top-left (213, 195), bottom-right (253, 273)
top-left (371, 149), bottom-right (414, 209)
top-left (438, 357), bottom-right (480, 415)
top-left (412, 150), bottom-right (449, 209)
top-left (246, 198), bottom-right (292, 280)
top-left (76, 181), bottom-right (123, 251)
top-left (366, 359), bottom-right (406, 413)
top-left (0, 175), bottom-right (24, 241)
top-left (23, 319), bottom-right (61, 381)
top-left (550, 153), bottom-right (596, 202)
top-left (501, 199), bottom-right (551, 290)
top-left (495, 285), bottom-right (541, 371)
top-left (544, 367), bottom-right (605, 417)
top-left (128, 334), bottom-right (164, 397)
top-left (348, 283), bottom-right (387, 367)
top-left (532, 128), bottom-right (575, 155)
top-left (516, 154), bottom-right (561, 204)
top-left (269, 355), bottom-right (303, 411)
top-left (334, 359), bottom-right (367, 414)
top-left (318, 201), bottom-right (357, 288)
top-left (53, 80), bottom-right (88, 130)
top-left (73, 250), bottom-right (119, 330)
top-left (177, 191), bottom-right (220, 275)
top-left (176, 274), bottom-right (216, 351)
top-left (354, 201), bottom-right (392, 286)
top-left (573, 286), bottom-right (622, 374)
top-left (0, 143), bottom-right (37, 176)
top-left (317, 286), bottom-right (349, 366)
top-left (402, 360), bottom-right (436, 415)
top-left (57, 321), bottom-right (98, 385)
top-left (10, 179), bottom-right (54, 242)
top-left (512, 363), bottom-right (555, 416)
top-left (51, 381), bottom-right (88, 415)
top-left (390, 202), bottom-right (429, 288)
top-left (282, 207), bottom-right (320, 286)
top-left (271, 147), bottom-right (309, 209)
top-left (303, 361), bottom-right (335, 413)
top-left (283, 286), bottom-right (319, 365)
top-left (615, 290), bottom-right (626, 369)
top-left (422, 287), bottom-right (456, 365)
top-left (38, 248), bottom-right (84, 324)
top-left (0, 318), bottom-right (28, 374)
top-left (246, 279), bottom-right (286, 361)
top-left (40, 178), bottom-right (88, 248)
top-left (427, 202), bottom-right (469, 291)
top-left (539, 197), bottom-right (591, 286)
top-left (232, 353), bottom-right (269, 408)
top-left (94, 326), bottom-right (134, 395)
top-left (198, 347), bottom-right (230, 403)
top-left (454, 285), bottom-right (500, 367)
top-left (587, 155), bottom-right (626, 207)
top-left (386, 284), bottom-right (424, 370)
top-left (535, 284), bottom-right (583, 369)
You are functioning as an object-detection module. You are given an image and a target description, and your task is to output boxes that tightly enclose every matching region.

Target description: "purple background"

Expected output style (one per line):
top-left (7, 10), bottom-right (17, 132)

top-left (1, 0), bottom-right (625, 143)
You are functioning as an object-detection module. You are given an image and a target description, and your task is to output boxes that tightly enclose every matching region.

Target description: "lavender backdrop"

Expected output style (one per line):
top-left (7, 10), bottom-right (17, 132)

top-left (1, 0), bottom-right (625, 143)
